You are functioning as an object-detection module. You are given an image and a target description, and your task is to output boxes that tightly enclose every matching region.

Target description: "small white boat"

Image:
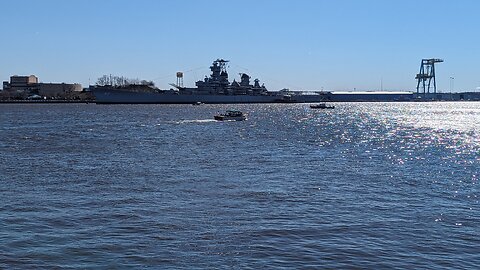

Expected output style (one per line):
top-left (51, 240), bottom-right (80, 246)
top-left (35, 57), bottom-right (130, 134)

top-left (214, 110), bottom-right (247, 121)
top-left (310, 103), bottom-right (335, 109)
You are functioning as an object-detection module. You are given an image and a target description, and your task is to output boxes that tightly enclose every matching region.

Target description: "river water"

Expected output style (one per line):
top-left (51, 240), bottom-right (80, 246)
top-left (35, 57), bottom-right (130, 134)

top-left (1, 102), bottom-right (479, 269)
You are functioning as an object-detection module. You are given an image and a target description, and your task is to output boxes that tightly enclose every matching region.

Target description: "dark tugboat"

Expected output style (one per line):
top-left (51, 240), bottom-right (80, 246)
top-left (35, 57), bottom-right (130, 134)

top-left (310, 103), bottom-right (335, 109)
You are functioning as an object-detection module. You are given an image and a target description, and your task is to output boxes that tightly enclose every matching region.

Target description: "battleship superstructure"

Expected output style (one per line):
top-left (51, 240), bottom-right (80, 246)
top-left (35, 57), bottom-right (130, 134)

top-left (91, 59), bottom-right (327, 104)
top-left (171, 59), bottom-right (269, 96)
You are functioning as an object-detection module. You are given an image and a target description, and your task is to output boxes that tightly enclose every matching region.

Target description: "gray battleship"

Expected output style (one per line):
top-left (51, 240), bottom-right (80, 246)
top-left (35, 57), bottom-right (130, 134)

top-left (91, 59), bottom-right (327, 104)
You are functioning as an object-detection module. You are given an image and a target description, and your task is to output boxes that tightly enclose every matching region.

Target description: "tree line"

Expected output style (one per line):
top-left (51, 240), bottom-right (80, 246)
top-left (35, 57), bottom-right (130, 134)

top-left (96, 75), bottom-right (155, 87)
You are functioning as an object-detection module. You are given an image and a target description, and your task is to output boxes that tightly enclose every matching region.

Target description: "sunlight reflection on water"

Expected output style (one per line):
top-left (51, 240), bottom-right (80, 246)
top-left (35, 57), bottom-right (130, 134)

top-left (1, 102), bottom-right (479, 269)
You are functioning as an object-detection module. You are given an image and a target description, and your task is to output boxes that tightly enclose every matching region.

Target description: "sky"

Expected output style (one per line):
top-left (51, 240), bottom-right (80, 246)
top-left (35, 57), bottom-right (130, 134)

top-left (1, 0), bottom-right (479, 92)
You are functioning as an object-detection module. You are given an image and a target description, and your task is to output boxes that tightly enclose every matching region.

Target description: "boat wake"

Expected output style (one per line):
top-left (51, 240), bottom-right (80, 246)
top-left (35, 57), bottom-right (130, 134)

top-left (167, 119), bottom-right (217, 124)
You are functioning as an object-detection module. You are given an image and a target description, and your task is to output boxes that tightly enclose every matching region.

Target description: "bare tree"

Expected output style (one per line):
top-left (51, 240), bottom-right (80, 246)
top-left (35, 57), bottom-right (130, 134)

top-left (96, 75), bottom-right (156, 88)
top-left (96, 75), bottom-right (110, 86)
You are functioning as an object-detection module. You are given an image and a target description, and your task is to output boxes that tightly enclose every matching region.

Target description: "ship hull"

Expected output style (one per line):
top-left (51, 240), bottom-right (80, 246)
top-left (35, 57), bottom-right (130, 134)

top-left (92, 88), bottom-right (326, 104)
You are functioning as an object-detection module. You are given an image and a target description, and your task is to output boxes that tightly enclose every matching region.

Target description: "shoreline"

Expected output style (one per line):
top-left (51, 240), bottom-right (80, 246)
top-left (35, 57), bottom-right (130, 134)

top-left (2, 100), bottom-right (480, 104)
top-left (0, 100), bottom-right (93, 104)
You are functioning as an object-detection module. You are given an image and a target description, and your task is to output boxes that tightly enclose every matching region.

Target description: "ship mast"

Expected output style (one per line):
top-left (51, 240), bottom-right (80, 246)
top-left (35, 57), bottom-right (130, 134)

top-left (210, 59), bottom-right (229, 85)
top-left (214, 59), bottom-right (229, 74)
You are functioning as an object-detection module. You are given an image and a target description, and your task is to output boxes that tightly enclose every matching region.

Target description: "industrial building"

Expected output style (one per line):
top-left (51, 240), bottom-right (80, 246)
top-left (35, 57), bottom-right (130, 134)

top-left (329, 91), bottom-right (415, 102)
top-left (1, 75), bottom-right (82, 99)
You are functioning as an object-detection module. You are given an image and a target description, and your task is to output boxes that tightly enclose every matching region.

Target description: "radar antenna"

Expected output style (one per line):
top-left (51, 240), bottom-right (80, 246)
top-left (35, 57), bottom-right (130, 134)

top-left (214, 59), bottom-right (229, 73)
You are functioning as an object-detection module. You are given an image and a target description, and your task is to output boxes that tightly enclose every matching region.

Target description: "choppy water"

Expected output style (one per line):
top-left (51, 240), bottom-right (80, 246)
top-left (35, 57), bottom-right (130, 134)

top-left (1, 102), bottom-right (479, 269)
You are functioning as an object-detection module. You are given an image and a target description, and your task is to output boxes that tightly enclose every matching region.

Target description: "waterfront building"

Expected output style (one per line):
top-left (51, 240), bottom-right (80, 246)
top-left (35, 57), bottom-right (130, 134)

top-left (1, 75), bottom-right (82, 99)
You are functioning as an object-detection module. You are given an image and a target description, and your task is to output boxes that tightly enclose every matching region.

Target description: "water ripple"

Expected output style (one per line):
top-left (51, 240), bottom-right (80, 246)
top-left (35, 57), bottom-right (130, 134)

top-left (1, 103), bottom-right (479, 269)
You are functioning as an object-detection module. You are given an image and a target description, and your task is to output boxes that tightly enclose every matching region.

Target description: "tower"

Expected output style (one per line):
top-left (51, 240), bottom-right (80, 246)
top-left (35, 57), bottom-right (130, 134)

top-left (176, 72), bottom-right (183, 87)
top-left (210, 59), bottom-right (229, 85)
top-left (415, 58), bottom-right (443, 95)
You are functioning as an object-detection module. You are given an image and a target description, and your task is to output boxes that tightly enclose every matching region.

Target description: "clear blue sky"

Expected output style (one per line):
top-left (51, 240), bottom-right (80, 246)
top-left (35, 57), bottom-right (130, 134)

top-left (1, 0), bottom-right (479, 92)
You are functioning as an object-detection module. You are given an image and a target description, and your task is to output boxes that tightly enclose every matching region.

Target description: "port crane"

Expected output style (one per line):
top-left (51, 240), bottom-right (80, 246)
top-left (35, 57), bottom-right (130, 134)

top-left (415, 58), bottom-right (443, 95)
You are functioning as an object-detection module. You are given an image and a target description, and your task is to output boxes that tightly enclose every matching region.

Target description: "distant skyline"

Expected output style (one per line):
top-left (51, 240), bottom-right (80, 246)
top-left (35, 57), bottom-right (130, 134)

top-left (1, 0), bottom-right (479, 92)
